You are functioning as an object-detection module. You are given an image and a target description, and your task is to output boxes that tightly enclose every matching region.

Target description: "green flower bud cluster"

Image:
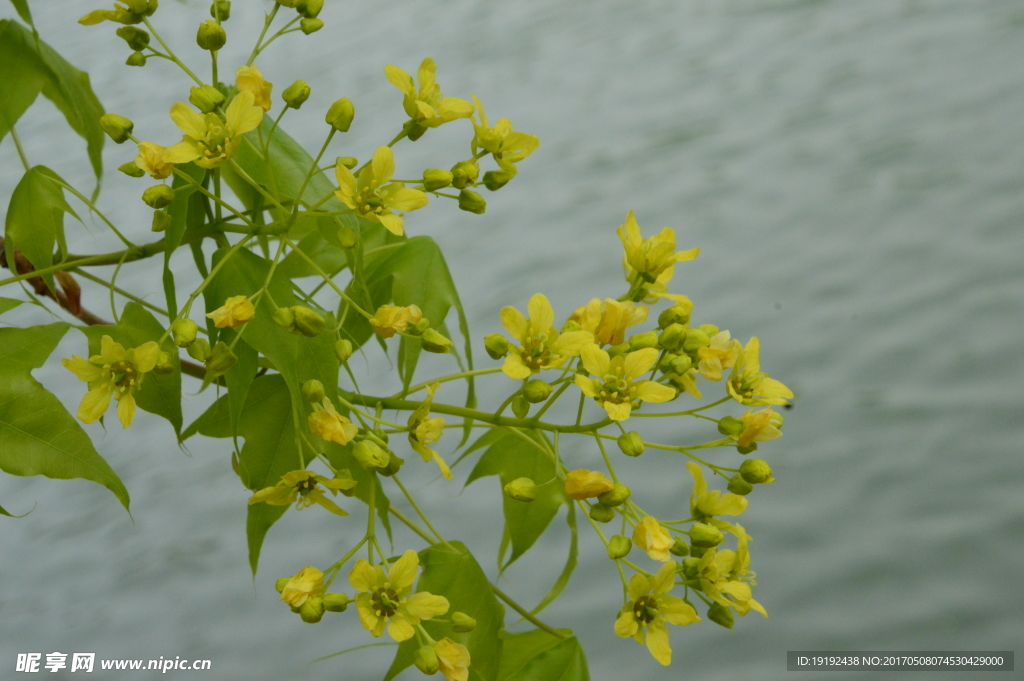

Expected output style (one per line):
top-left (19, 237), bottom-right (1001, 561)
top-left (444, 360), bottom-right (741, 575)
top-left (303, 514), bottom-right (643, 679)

top-left (190, 85), bottom-right (225, 113)
top-left (272, 306), bottom-right (327, 337)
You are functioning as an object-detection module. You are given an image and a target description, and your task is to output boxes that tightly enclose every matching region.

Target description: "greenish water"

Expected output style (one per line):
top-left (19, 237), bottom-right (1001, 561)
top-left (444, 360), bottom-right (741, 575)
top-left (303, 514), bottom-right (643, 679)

top-left (1, 1), bottom-right (1021, 679)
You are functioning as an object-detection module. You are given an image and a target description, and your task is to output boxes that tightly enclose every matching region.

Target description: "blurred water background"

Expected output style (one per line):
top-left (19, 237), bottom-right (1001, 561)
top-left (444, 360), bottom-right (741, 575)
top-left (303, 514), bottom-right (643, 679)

top-left (1, 0), bottom-right (1022, 679)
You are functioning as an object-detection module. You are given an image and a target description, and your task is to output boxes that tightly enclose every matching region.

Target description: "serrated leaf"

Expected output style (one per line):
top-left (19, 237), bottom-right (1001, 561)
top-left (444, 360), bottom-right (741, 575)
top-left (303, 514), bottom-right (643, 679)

top-left (4, 165), bottom-right (75, 293)
top-left (384, 542), bottom-right (503, 681)
top-left (467, 428), bottom-right (568, 566)
top-left (498, 629), bottom-right (589, 681)
top-left (80, 303), bottom-right (182, 433)
top-left (0, 323), bottom-right (129, 510)
top-left (0, 297), bottom-right (23, 315)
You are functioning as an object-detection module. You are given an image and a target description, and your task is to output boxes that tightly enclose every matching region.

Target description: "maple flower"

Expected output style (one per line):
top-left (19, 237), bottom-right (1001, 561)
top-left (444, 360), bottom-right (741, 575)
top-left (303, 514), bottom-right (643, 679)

top-left (236, 64), bottom-right (273, 112)
top-left (470, 95), bottom-right (540, 171)
top-left (308, 397), bottom-right (359, 445)
top-left (349, 550), bottom-right (450, 641)
top-left (574, 344), bottom-right (676, 421)
top-left (632, 516), bottom-right (675, 562)
top-left (726, 337), bottom-right (793, 406)
top-left (499, 293), bottom-right (593, 379)
top-left (564, 469), bottom-right (615, 500)
top-left (687, 462), bottom-right (747, 519)
top-left (568, 298), bottom-right (648, 347)
top-left (369, 304), bottom-right (423, 339)
top-left (134, 141), bottom-right (174, 179)
top-left (62, 335), bottom-right (160, 428)
top-left (163, 90), bottom-right (264, 169)
top-left (736, 408), bottom-right (784, 448)
top-left (248, 470), bottom-right (356, 516)
top-left (614, 560), bottom-right (701, 665)
top-left (617, 211), bottom-right (699, 284)
top-left (408, 384), bottom-right (451, 479)
top-left (708, 524), bottom-right (768, 618)
top-left (434, 638), bottom-right (471, 681)
top-left (696, 330), bottom-right (741, 382)
top-left (384, 58), bottom-right (473, 128)
top-left (279, 566), bottom-right (325, 608)
top-left (335, 147), bottom-right (428, 236)
top-left (206, 295), bottom-right (255, 328)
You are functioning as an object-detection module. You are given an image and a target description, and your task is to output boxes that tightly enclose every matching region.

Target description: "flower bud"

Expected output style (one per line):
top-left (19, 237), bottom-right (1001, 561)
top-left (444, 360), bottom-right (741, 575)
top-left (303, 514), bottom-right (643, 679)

top-left (323, 593), bottom-right (349, 612)
top-left (142, 185), bottom-right (174, 209)
top-left (403, 119), bottom-right (428, 141)
top-left (377, 452), bottom-right (404, 477)
top-left (189, 84), bottom-right (225, 113)
top-left (125, 51), bottom-right (146, 66)
top-left (681, 557), bottom-right (701, 579)
top-left (282, 80), bottom-right (311, 109)
top-left (607, 342), bottom-right (630, 359)
top-left (457, 189), bottom-right (486, 214)
top-left (334, 339), bottom-right (354, 364)
top-left (707, 602), bottom-right (734, 629)
top-left (522, 379), bottom-right (551, 404)
top-left (116, 26), bottom-right (150, 50)
top-left (689, 522), bottom-right (724, 548)
top-left (607, 534), bottom-right (632, 560)
top-left (511, 395), bottom-right (530, 419)
top-left (698, 324), bottom-right (720, 338)
top-left (151, 210), bottom-right (171, 232)
top-left (352, 440), bottom-right (390, 470)
top-left (414, 646), bottom-right (439, 676)
top-left (196, 20), bottom-right (226, 51)
top-left (422, 169), bottom-right (454, 191)
top-left (118, 161), bottom-right (145, 178)
top-left (658, 323), bottom-right (687, 352)
top-left (450, 161), bottom-right (479, 188)
top-left (727, 474), bottom-right (753, 496)
top-left (325, 98), bottom-right (354, 132)
top-left (451, 612), bottom-right (476, 633)
top-left (186, 338), bottom-right (212, 362)
top-left (589, 503), bottom-right (615, 523)
top-left (272, 306), bottom-right (297, 333)
top-left (658, 304), bottom-right (691, 329)
top-left (482, 169), bottom-right (513, 191)
top-left (337, 224), bottom-right (358, 248)
top-left (210, 0), bottom-right (230, 20)
top-left (300, 18), bottom-right (324, 34)
top-left (299, 595), bottom-right (325, 623)
top-left (682, 328), bottom-right (710, 353)
top-left (736, 442), bottom-right (758, 455)
top-left (275, 577), bottom-right (290, 593)
top-left (617, 431), bottom-right (645, 457)
top-left (409, 318), bottom-right (430, 336)
top-left (301, 379), bottom-right (325, 403)
top-left (206, 341), bottom-right (238, 377)
top-left (504, 477), bottom-right (537, 502)
top-left (483, 333), bottom-right (509, 360)
top-left (154, 351), bottom-right (175, 375)
top-left (740, 459), bottom-right (773, 484)
top-left (669, 536), bottom-right (690, 557)
top-left (276, 0), bottom-right (298, 6)
top-left (100, 114), bottom-right (134, 144)
top-left (421, 328), bottom-right (453, 354)
top-left (662, 354), bottom-right (692, 376)
top-left (297, 0), bottom-right (323, 18)
top-left (717, 416), bottom-right (744, 438)
top-left (292, 306), bottom-right (327, 337)
top-left (597, 482), bottom-right (631, 507)
top-left (628, 331), bottom-right (659, 351)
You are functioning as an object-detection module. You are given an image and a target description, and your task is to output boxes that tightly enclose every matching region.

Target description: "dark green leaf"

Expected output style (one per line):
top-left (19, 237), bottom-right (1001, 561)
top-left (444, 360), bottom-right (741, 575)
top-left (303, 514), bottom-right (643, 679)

top-left (467, 428), bottom-right (568, 566)
top-left (164, 163), bottom-right (206, 318)
top-left (4, 165), bottom-right (75, 293)
top-left (498, 629), bottom-right (590, 681)
top-left (323, 441), bottom-right (391, 541)
top-left (223, 334), bottom-right (258, 442)
top-left (277, 226), bottom-right (346, 280)
top-left (80, 303), bottom-right (182, 433)
top-left (0, 323), bottom-right (129, 510)
top-left (0, 297), bottom-right (23, 315)
top-left (385, 542), bottom-right (504, 681)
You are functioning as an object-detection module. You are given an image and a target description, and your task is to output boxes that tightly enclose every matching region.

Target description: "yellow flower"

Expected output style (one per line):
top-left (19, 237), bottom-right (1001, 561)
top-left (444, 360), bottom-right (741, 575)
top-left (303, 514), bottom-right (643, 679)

top-left (78, 1), bottom-right (154, 25)
top-left (384, 58), bottom-right (474, 128)
top-left (280, 566), bottom-right (325, 608)
top-left (470, 95), bottom-right (539, 171)
top-left (349, 549), bottom-right (450, 641)
top-left (736, 408), bottom-right (783, 448)
top-left (62, 335), bottom-right (160, 428)
top-left (568, 298), bottom-right (648, 347)
top-left (206, 295), bottom-right (255, 328)
top-left (564, 469), bottom-right (615, 500)
top-left (163, 90), bottom-right (264, 169)
top-left (335, 147), bottom-right (428, 236)
top-left (248, 469), bottom-right (356, 517)
top-left (669, 367), bottom-right (702, 399)
top-left (687, 462), bottom-right (747, 519)
top-left (617, 211), bottom-right (699, 284)
top-left (499, 293), bottom-right (593, 379)
top-left (574, 344), bottom-right (676, 421)
top-left (434, 638), bottom-right (471, 681)
top-left (632, 516), bottom-right (674, 562)
top-left (308, 397), bottom-right (359, 445)
top-left (614, 560), bottom-right (700, 666)
top-left (369, 304), bottom-right (423, 339)
top-left (235, 64), bottom-right (273, 112)
top-left (696, 330), bottom-right (741, 382)
top-left (408, 384), bottom-right (450, 480)
top-left (709, 524), bottom-right (767, 618)
top-left (726, 337), bottom-right (793, 406)
top-left (134, 142), bottom-right (173, 179)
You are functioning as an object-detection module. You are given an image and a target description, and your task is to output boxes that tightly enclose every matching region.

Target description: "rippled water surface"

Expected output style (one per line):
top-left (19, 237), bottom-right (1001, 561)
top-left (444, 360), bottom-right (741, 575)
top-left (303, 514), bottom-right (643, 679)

top-left (2, 1), bottom-right (1022, 679)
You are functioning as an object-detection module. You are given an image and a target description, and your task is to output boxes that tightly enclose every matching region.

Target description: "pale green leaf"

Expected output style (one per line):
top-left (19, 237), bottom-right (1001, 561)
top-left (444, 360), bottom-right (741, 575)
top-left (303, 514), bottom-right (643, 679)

top-left (7, 0), bottom-right (33, 27)
top-left (0, 19), bottom-right (46, 142)
top-left (498, 629), bottom-right (590, 681)
top-left (4, 165), bottom-right (75, 293)
top-left (0, 297), bottom-right (23, 315)
top-left (164, 162), bottom-right (206, 318)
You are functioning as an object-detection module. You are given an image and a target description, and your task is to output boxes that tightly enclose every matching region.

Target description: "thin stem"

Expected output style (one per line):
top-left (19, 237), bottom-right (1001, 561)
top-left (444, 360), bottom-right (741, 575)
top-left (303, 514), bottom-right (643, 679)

top-left (388, 505), bottom-right (435, 545)
top-left (247, 5), bottom-right (280, 66)
top-left (396, 367), bottom-right (502, 398)
top-left (9, 127), bottom-right (30, 171)
top-left (490, 585), bottom-right (567, 640)
top-left (281, 237), bottom-right (373, 319)
top-left (631, 396), bottom-right (732, 417)
top-left (55, 181), bottom-right (137, 250)
top-left (143, 18), bottom-right (204, 86)
top-left (391, 475), bottom-right (453, 550)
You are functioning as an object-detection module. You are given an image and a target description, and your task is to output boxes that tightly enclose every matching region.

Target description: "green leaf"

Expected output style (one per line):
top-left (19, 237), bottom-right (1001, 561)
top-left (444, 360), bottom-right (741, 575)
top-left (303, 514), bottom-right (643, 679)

top-left (164, 162), bottom-right (206, 318)
top-left (0, 20), bottom-right (105, 186)
top-left (0, 323), bottom-right (129, 510)
top-left (0, 297), bottom-right (23, 315)
top-left (384, 542), bottom-right (504, 681)
top-left (466, 428), bottom-right (569, 566)
top-left (7, 0), bottom-right (33, 27)
top-left (498, 629), bottom-right (590, 681)
top-left (529, 503), bottom-right (577, 617)
top-left (277, 226), bottom-right (346, 280)
top-left (80, 303), bottom-right (182, 434)
top-left (4, 165), bottom-right (75, 293)
top-left (323, 441), bottom-right (391, 542)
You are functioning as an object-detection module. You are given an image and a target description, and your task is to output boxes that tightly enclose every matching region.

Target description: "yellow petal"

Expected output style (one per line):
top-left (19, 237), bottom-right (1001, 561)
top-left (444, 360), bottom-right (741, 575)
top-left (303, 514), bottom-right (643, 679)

top-left (633, 381), bottom-right (676, 404)
top-left (377, 212), bottom-right (405, 236)
top-left (78, 385), bottom-right (112, 423)
top-left (131, 341), bottom-right (160, 373)
top-left (657, 595), bottom-right (701, 625)
top-left (387, 187), bottom-right (429, 212)
top-left (645, 620), bottom-right (672, 666)
top-left (312, 492), bottom-right (348, 516)
top-left (163, 140), bottom-right (202, 164)
top-left (574, 374), bottom-right (597, 398)
top-left (371, 146), bottom-right (395, 185)
top-left (226, 90), bottom-right (263, 135)
top-left (502, 353), bottom-right (533, 379)
top-left (349, 559), bottom-right (379, 592)
top-left (651, 561), bottom-right (678, 595)
top-left (527, 293), bottom-right (554, 331)
top-left (579, 343), bottom-right (610, 377)
top-left (499, 306), bottom-right (528, 342)
top-left (116, 392), bottom-right (136, 428)
top-left (675, 246), bottom-right (700, 262)
top-left (614, 609), bottom-right (638, 639)
top-left (603, 401), bottom-right (632, 421)
top-left (62, 356), bottom-right (103, 383)
top-left (100, 335), bottom-right (126, 362)
top-left (403, 592), bottom-right (450, 619)
top-left (169, 102), bottom-right (207, 140)
top-left (389, 550), bottom-right (420, 590)
top-left (387, 614), bottom-right (416, 642)
top-left (552, 330), bottom-right (594, 357)
top-left (627, 573), bottom-right (650, 601)
top-left (384, 64), bottom-right (415, 95)
top-left (624, 347), bottom-right (659, 378)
